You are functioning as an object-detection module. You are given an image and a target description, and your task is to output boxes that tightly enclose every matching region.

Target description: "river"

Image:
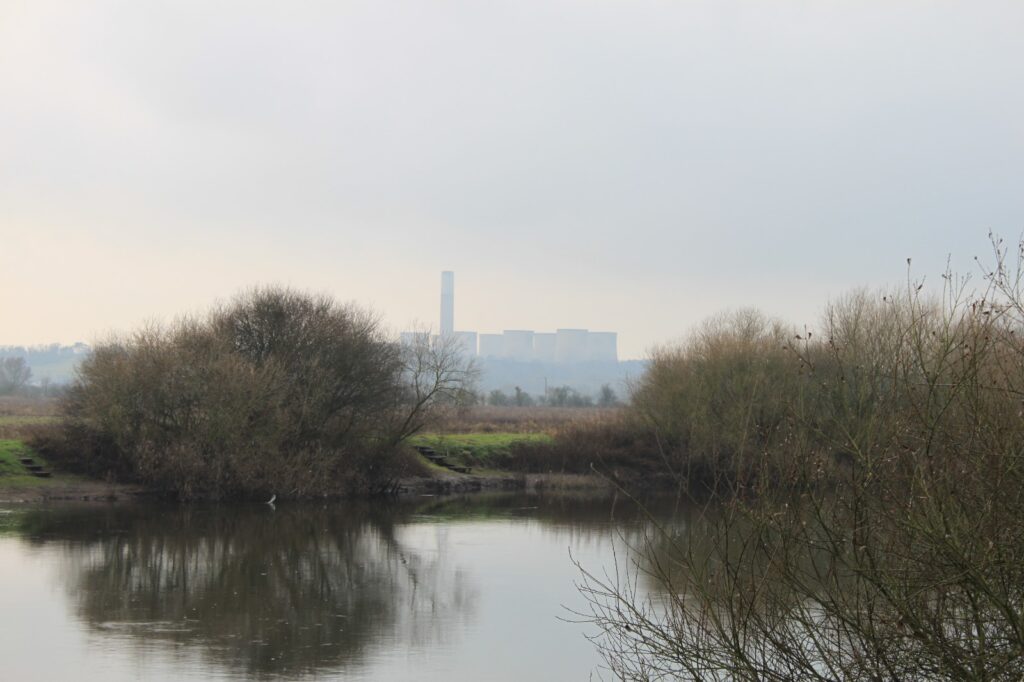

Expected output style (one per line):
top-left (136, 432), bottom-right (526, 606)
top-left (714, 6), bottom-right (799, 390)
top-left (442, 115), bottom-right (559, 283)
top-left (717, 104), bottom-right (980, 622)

top-left (0, 493), bottom-right (691, 681)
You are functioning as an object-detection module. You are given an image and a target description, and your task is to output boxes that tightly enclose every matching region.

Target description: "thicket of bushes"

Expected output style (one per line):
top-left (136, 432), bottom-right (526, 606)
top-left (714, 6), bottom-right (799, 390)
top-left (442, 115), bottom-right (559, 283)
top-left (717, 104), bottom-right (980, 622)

top-left (37, 287), bottom-right (471, 499)
top-left (582, 242), bottom-right (1024, 679)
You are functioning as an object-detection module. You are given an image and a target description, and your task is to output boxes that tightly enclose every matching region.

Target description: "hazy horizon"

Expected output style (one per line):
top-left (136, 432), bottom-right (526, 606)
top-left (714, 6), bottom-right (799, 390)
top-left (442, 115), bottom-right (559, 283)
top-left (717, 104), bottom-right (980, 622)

top-left (3, 1), bottom-right (1022, 359)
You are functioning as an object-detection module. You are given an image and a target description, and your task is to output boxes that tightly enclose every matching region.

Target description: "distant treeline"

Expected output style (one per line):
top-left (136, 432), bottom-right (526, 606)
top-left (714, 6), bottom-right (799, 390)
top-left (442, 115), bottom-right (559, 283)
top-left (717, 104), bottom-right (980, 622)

top-left (0, 342), bottom-right (90, 358)
top-left (481, 383), bottom-right (620, 408)
top-left (0, 342), bottom-right (89, 386)
top-left (475, 357), bottom-right (646, 399)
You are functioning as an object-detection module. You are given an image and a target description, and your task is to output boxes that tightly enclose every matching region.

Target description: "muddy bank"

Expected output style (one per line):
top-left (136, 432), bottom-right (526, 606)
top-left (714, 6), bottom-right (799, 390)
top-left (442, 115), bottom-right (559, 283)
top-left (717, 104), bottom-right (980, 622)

top-left (397, 470), bottom-right (618, 496)
top-left (0, 470), bottom-right (621, 505)
top-left (0, 479), bottom-right (152, 504)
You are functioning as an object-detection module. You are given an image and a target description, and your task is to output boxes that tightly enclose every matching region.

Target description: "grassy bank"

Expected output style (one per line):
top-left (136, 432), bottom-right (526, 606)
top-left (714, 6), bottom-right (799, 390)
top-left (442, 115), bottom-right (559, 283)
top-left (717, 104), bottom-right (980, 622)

top-left (0, 439), bottom-right (72, 489)
top-left (0, 406), bottom-right (90, 496)
top-left (408, 432), bottom-right (554, 468)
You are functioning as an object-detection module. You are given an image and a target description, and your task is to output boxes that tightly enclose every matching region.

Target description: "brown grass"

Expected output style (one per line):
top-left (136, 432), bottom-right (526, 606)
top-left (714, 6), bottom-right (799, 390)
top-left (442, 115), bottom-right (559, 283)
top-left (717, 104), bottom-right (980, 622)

top-left (0, 397), bottom-right (62, 439)
top-left (503, 416), bottom-right (666, 480)
top-left (0, 396), bottom-right (60, 418)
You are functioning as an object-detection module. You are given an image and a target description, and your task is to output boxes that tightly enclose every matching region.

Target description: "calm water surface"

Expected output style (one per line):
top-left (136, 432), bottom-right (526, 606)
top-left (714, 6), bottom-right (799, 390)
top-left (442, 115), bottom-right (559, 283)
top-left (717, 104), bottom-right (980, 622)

top-left (0, 493), bottom-right (690, 681)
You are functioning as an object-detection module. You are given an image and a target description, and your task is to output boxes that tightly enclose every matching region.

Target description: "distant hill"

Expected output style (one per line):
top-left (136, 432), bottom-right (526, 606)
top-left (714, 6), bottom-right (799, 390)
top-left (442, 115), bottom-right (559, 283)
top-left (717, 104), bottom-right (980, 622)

top-left (0, 343), bottom-right (90, 384)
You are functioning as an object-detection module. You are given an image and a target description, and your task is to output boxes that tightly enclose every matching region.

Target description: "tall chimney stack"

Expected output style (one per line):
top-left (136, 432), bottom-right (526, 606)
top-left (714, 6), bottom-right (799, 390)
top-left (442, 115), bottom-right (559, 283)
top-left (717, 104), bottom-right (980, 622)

top-left (440, 271), bottom-right (454, 336)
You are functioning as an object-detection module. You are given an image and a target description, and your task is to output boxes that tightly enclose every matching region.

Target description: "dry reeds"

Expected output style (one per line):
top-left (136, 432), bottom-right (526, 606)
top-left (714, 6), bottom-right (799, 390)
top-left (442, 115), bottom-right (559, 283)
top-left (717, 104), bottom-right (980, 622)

top-left (436, 405), bottom-right (624, 434)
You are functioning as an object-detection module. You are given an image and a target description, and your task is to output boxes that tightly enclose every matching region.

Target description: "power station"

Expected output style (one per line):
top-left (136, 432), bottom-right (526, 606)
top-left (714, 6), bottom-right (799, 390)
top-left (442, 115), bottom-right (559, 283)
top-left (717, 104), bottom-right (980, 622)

top-left (404, 271), bottom-right (618, 364)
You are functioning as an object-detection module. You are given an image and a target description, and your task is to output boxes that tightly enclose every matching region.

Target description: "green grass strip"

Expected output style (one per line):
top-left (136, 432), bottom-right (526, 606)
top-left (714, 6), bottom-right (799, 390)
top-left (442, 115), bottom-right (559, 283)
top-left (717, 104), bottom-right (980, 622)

top-left (0, 439), bottom-right (60, 488)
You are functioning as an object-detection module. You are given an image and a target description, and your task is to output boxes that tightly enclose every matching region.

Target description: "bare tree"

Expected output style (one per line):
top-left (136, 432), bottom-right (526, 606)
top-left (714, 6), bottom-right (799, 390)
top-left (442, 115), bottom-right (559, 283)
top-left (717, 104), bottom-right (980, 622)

top-left (391, 331), bottom-right (477, 442)
top-left (0, 356), bottom-right (32, 395)
top-left (598, 383), bottom-right (619, 407)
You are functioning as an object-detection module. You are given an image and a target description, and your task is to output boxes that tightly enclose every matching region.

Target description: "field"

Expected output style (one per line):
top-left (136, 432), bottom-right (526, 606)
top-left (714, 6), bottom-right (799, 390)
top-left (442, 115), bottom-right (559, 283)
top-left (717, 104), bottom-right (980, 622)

top-left (0, 396), bottom-right (60, 417)
top-left (417, 406), bottom-right (621, 468)
top-left (0, 398), bottom-right (61, 439)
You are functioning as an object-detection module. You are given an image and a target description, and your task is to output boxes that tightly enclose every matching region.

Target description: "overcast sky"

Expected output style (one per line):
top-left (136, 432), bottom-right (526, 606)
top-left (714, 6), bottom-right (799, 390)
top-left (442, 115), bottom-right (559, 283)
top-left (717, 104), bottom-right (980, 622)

top-left (2, 1), bottom-right (1022, 358)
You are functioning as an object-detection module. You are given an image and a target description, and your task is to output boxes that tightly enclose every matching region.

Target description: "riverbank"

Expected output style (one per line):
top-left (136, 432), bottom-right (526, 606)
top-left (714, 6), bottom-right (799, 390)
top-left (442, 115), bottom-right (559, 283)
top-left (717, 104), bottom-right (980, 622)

top-left (0, 439), bottom-right (149, 503)
top-left (0, 405), bottom-right (651, 502)
top-left (0, 435), bottom-right (625, 504)
top-left (0, 452), bottom-right (618, 505)
top-left (0, 432), bottom-right (619, 503)
top-left (401, 427), bottom-right (654, 494)
top-left (399, 468), bottom-right (617, 496)
top-left (0, 465), bottom-right (615, 504)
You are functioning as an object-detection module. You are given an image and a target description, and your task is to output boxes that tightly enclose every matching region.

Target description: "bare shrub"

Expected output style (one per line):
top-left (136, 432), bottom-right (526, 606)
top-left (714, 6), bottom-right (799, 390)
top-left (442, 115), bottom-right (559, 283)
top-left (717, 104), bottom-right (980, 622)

top-left (580, 241), bottom-right (1024, 680)
top-left (40, 287), bottom-right (471, 499)
top-left (504, 416), bottom-right (666, 483)
top-left (630, 308), bottom-right (796, 488)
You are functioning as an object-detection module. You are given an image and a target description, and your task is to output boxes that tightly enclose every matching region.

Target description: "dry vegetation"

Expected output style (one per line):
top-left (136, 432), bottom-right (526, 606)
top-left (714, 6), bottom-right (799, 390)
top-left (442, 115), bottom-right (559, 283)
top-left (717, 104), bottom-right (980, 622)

top-left (425, 406), bottom-right (671, 483)
top-left (0, 396), bottom-right (59, 418)
top-left (0, 397), bottom-right (60, 439)
top-left (434, 405), bottom-right (626, 434)
top-left (577, 239), bottom-right (1024, 680)
top-left (32, 287), bottom-right (471, 500)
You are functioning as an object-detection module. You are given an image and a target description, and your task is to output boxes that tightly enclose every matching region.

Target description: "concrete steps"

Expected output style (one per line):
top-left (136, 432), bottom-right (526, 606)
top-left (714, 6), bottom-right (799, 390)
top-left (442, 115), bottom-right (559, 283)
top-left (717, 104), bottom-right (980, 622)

top-left (414, 445), bottom-right (472, 475)
top-left (17, 456), bottom-right (52, 478)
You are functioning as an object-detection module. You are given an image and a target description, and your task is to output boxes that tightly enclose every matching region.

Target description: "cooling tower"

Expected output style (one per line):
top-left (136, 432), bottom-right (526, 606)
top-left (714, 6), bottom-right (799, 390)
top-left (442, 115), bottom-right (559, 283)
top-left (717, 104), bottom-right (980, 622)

top-left (399, 331), bottom-right (420, 347)
top-left (440, 271), bottom-right (454, 336)
top-left (533, 333), bottom-right (556, 362)
top-left (586, 332), bottom-right (618, 363)
top-left (502, 330), bottom-right (535, 361)
top-left (555, 328), bottom-right (589, 363)
top-left (479, 333), bottom-right (504, 358)
top-left (454, 331), bottom-right (478, 357)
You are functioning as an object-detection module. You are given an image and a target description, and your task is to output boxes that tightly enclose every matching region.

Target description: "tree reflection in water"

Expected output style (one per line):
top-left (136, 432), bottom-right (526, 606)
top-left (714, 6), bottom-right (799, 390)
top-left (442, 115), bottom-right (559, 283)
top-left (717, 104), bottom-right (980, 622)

top-left (16, 501), bottom-right (477, 678)
top-left (9, 493), bottom-right (690, 680)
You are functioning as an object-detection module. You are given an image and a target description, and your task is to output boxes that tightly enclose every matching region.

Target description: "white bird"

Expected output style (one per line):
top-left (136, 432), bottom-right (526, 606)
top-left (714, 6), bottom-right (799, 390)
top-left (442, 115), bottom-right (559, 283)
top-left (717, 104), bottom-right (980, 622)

top-left (266, 494), bottom-right (277, 505)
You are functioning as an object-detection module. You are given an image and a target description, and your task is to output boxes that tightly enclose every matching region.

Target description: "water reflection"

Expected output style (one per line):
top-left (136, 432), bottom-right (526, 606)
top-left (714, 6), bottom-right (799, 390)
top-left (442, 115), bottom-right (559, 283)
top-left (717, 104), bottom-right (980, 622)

top-left (16, 502), bottom-right (478, 678)
top-left (5, 493), bottom-right (694, 680)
